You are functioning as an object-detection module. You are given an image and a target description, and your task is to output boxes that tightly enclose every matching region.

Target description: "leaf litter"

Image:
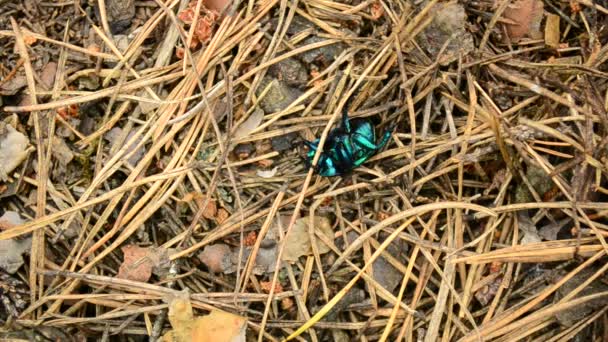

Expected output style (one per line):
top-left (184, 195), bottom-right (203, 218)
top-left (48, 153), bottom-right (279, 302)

top-left (0, 0), bottom-right (608, 341)
top-left (163, 294), bottom-right (246, 342)
top-left (0, 123), bottom-right (29, 181)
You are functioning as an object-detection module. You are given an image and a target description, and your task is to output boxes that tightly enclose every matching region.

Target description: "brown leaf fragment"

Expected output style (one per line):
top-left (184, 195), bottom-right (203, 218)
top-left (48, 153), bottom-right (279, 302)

top-left (0, 75), bottom-right (27, 96)
top-left (282, 216), bottom-right (334, 262)
top-left (204, 0), bottom-right (231, 13)
top-left (117, 245), bottom-right (162, 282)
top-left (39, 61), bottom-right (57, 89)
top-left (181, 192), bottom-right (217, 219)
top-left (198, 243), bottom-right (231, 273)
top-left (195, 196), bottom-right (217, 219)
top-left (474, 275), bottom-right (502, 306)
top-left (260, 281), bottom-right (283, 293)
top-left (502, 0), bottom-right (544, 42)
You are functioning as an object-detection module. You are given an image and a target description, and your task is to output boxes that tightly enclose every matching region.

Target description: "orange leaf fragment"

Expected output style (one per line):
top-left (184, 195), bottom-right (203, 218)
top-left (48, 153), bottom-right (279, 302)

top-left (87, 44), bottom-right (101, 54)
top-left (117, 245), bottom-right (158, 282)
top-left (260, 281), bottom-right (283, 293)
top-left (371, 1), bottom-right (384, 20)
top-left (23, 34), bottom-right (37, 46)
top-left (175, 47), bottom-right (185, 59)
top-left (193, 14), bottom-right (216, 43)
top-left (216, 208), bottom-right (230, 224)
top-left (281, 297), bottom-right (294, 310)
top-left (257, 159), bottom-right (273, 168)
top-left (244, 231), bottom-right (257, 247)
top-left (489, 261), bottom-right (502, 273)
top-left (181, 192), bottom-right (217, 219)
top-left (163, 295), bottom-right (247, 342)
top-left (177, 6), bottom-right (196, 24)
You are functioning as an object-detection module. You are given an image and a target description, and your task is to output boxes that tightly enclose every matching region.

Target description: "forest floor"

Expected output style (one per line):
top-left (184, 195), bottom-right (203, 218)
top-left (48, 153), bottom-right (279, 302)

top-left (0, 0), bottom-right (608, 341)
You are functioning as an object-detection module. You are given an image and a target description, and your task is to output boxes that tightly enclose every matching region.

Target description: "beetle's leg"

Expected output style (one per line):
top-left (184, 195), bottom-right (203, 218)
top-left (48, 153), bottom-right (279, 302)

top-left (320, 154), bottom-right (338, 176)
top-left (353, 129), bottom-right (392, 150)
top-left (315, 154), bottom-right (325, 171)
top-left (375, 130), bottom-right (392, 151)
top-left (303, 140), bottom-right (318, 150)
top-left (352, 133), bottom-right (377, 150)
top-left (341, 106), bottom-right (352, 133)
top-left (337, 141), bottom-right (354, 165)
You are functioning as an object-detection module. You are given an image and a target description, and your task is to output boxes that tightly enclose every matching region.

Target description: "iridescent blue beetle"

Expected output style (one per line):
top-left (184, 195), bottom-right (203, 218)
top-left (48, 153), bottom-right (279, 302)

top-left (304, 106), bottom-right (392, 177)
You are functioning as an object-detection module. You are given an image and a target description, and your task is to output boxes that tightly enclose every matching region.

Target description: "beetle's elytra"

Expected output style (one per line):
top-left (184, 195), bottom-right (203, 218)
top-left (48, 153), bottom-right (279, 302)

top-left (304, 106), bottom-right (391, 177)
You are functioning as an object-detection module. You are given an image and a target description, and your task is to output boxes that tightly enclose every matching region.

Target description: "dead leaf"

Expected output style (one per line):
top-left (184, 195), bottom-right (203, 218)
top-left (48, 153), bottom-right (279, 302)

top-left (39, 61), bottom-right (57, 89)
top-left (226, 244), bottom-right (277, 275)
top-left (51, 137), bottom-right (74, 166)
top-left (204, 0), bottom-right (231, 13)
top-left (198, 244), bottom-right (231, 273)
top-left (370, 1), bottom-right (383, 20)
top-left (23, 34), bottom-right (37, 46)
top-left (233, 107), bottom-right (264, 139)
top-left (0, 237), bottom-right (31, 274)
top-left (216, 208), bottom-right (229, 224)
top-left (474, 275), bottom-right (502, 305)
top-left (555, 266), bottom-right (608, 327)
top-left (181, 192), bottom-right (217, 219)
top-left (518, 211), bottom-right (541, 244)
top-left (177, 3), bottom-right (220, 47)
top-left (192, 310), bottom-right (246, 342)
top-left (0, 75), bottom-right (27, 96)
top-left (281, 297), bottom-right (294, 310)
top-left (0, 123), bottom-right (30, 181)
top-left (105, 127), bottom-right (146, 166)
top-left (416, 2), bottom-right (473, 64)
top-left (195, 195), bottom-right (217, 219)
top-left (282, 216), bottom-right (334, 262)
top-left (117, 245), bottom-right (163, 282)
top-left (244, 231), bottom-right (257, 246)
top-left (260, 281), bottom-right (283, 293)
top-left (538, 218), bottom-right (571, 241)
top-left (503, 0), bottom-right (544, 42)
top-left (257, 159), bottom-right (273, 168)
top-left (193, 14), bottom-right (216, 43)
top-left (86, 44), bottom-right (101, 54)
top-left (256, 167), bottom-right (278, 178)
top-left (163, 295), bottom-right (247, 342)
top-left (178, 4), bottom-right (196, 24)
top-left (175, 46), bottom-right (186, 59)
top-left (0, 211), bottom-right (25, 231)
top-left (544, 13), bottom-right (560, 48)
top-left (372, 254), bottom-right (402, 293)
